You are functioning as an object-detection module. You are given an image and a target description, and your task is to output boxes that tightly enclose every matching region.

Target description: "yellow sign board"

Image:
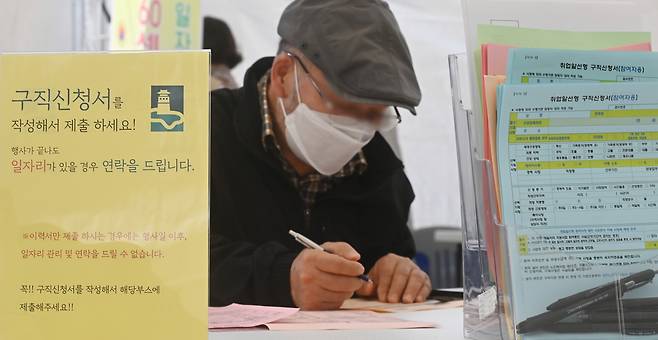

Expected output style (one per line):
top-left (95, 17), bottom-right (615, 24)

top-left (111, 0), bottom-right (201, 50)
top-left (0, 51), bottom-right (209, 340)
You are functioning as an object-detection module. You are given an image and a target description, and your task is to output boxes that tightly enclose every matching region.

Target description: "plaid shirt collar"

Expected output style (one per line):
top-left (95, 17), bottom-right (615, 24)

top-left (257, 71), bottom-right (367, 207)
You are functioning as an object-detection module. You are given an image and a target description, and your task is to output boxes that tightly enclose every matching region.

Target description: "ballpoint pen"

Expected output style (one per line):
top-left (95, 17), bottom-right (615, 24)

top-left (517, 269), bottom-right (657, 334)
top-left (576, 311), bottom-right (658, 323)
top-left (547, 321), bottom-right (658, 336)
top-left (517, 287), bottom-right (618, 334)
top-left (546, 269), bottom-right (656, 310)
top-left (288, 229), bottom-right (371, 283)
top-left (588, 297), bottom-right (658, 313)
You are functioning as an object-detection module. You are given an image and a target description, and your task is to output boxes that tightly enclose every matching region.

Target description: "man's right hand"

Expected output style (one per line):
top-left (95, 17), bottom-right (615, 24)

top-left (290, 242), bottom-right (367, 310)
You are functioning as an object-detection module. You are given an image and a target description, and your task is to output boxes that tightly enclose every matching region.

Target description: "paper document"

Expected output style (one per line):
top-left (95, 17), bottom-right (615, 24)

top-left (508, 48), bottom-right (658, 84)
top-left (475, 31), bottom-right (651, 308)
top-left (266, 310), bottom-right (436, 331)
top-left (341, 298), bottom-right (462, 313)
top-left (208, 304), bottom-right (299, 329)
top-left (497, 82), bottom-right (658, 339)
top-left (483, 43), bottom-right (651, 77)
top-left (483, 75), bottom-right (507, 217)
top-left (476, 25), bottom-right (651, 102)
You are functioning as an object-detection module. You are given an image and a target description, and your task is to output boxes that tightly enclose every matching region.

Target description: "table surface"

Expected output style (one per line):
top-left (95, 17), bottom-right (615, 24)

top-left (208, 307), bottom-right (465, 340)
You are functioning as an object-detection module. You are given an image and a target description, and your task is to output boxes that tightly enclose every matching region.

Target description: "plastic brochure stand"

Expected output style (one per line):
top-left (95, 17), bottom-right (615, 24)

top-left (453, 2), bottom-right (658, 338)
top-left (450, 52), bottom-right (512, 340)
top-left (450, 54), bottom-right (643, 340)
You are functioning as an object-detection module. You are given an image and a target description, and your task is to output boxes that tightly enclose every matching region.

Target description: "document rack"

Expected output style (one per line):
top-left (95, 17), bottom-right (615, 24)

top-left (452, 2), bottom-right (658, 338)
top-left (449, 52), bottom-right (657, 340)
top-left (450, 52), bottom-right (513, 340)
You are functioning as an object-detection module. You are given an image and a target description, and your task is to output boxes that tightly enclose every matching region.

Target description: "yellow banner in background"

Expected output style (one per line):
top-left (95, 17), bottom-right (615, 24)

top-left (111, 0), bottom-right (201, 50)
top-left (0, 51), bottom-right (209, 340)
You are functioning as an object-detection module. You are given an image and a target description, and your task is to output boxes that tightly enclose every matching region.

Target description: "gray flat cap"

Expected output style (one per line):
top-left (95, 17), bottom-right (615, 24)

top-left (277, 0), bottom-right (421, 114)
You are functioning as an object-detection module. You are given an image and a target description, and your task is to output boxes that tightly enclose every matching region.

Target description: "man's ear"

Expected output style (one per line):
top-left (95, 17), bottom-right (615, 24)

top-left (270, 53), bottom-right (293, 99)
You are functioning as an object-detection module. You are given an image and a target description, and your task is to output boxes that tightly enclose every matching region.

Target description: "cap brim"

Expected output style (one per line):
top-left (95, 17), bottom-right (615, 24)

top-left (326, 83), bottom-right (418, 116)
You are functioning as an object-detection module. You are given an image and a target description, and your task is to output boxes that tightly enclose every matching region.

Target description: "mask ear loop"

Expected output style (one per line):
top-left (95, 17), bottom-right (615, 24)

top-left (278, 59), bottom-right (302, 116)
top-left (278, 97), bottom-right (288, 117)
top-left (292, 61), bottom-right (302, 105)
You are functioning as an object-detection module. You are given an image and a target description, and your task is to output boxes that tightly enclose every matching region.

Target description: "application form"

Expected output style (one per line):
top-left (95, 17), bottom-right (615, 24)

top-left (507, 48), bottom-right (658, 84)
top-left (497, 82), bottom-right (658, 339)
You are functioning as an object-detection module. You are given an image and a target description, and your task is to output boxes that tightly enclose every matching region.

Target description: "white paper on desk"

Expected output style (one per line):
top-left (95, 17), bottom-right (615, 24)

top-left (340, 298), bottom-right (463, 313)
top-left (208, 304), bottom-right (299, 329)
top-left (265, 310), bottom-right (436, 331)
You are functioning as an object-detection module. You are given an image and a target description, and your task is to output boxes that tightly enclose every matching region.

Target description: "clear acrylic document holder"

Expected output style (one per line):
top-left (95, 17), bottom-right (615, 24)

top-left (450, 53), bottom-right (658, 340)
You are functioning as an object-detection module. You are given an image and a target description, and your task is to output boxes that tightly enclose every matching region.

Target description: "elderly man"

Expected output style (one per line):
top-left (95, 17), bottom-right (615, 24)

top-left (210, 0), bottom-right (431, 310)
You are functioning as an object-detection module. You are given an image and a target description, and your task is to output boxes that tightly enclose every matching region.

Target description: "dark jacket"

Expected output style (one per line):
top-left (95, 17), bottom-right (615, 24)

top-left (209, 57), bottom-right (416, 307)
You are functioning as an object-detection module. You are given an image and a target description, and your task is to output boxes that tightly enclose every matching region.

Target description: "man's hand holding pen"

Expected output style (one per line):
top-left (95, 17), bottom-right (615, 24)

top-left (289, 230), bottom-right (431, 310)
top-left (290, 241), bottom-right (367, 310)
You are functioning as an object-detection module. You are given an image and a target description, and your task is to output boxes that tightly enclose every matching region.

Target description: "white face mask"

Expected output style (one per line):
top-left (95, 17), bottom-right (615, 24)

top-left (278, 62), bottom-right (376, 176)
